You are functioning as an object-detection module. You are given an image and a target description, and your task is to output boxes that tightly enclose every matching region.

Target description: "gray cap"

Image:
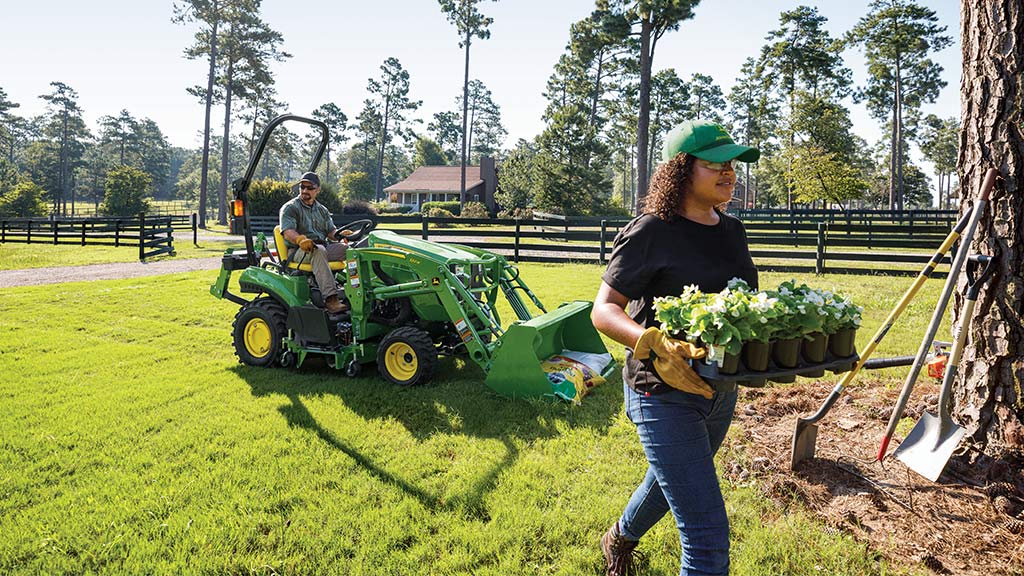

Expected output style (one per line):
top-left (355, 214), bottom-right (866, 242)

top-left (299, 172), bottom-right (321, 187)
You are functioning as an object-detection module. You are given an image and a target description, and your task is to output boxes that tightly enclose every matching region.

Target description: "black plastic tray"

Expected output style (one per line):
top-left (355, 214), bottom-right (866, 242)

top-left (694, 352), bottom-right (860, 388)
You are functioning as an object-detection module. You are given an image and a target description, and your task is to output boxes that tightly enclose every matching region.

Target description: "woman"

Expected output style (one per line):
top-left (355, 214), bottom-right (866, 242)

top-left (592, 120), bottom-right (760, 576)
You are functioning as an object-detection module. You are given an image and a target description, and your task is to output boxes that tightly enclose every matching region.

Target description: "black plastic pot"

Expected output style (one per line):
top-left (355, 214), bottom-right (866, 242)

top-left (802, 332), bottom-right (827, 363)
top-left (829, 328), bottom-right (858, 358)
top-left (742, 340), bottom-right (771, 372)
top-left (772, 337), bottom-right (801, 368)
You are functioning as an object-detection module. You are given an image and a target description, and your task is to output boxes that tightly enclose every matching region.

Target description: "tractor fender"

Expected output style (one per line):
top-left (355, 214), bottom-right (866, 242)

top-left (237, 266), bottom-right (310, 308)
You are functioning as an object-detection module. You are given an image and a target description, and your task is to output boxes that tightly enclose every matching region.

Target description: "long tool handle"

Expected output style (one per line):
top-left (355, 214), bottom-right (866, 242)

top-left (876, 168), bottom-right (998, 460)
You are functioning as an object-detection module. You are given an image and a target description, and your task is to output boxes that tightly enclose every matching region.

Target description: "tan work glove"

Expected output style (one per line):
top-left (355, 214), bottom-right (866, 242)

top-left (294, 234), bottom-right (315, 253)
top-left (633, 327), bottom-right (714, 399)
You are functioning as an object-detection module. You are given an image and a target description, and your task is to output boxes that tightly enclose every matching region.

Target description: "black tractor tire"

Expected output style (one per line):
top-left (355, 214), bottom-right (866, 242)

top-left (232, 297), bottom-right (288, 367)
top-left (377, 327), bottom-right (438, 387)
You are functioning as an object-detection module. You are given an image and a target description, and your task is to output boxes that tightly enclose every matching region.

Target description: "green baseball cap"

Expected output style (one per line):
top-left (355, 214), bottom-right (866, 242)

top-left (661, 120), bottom-right (760, 163)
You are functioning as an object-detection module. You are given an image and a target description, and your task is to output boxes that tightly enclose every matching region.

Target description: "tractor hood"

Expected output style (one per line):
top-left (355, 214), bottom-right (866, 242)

top-left (366, 230), bottom-right (483, 264)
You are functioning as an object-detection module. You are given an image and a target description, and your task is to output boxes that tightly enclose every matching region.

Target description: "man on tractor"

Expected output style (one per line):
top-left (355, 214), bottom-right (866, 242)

top-left (279, 172), bottom-right (351, 314)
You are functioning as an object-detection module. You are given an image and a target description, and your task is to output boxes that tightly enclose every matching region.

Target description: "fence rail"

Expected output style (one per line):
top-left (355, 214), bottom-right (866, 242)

top-left (0, 215), bottom-right (178, 260)
top-left (244, 214), bottom-right (954, 276)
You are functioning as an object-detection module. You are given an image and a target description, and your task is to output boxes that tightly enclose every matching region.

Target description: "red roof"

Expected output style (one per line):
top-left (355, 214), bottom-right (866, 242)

top-left (384, 166), bottom-right (484, 193)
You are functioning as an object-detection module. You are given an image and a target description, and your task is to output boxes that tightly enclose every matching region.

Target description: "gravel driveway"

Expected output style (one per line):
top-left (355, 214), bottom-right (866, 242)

top-left (0, 257), bottom-right (223, 288)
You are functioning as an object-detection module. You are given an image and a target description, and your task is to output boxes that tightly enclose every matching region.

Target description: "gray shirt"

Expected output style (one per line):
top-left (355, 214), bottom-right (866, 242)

top-left (279, 196), bottom-right (335, 248)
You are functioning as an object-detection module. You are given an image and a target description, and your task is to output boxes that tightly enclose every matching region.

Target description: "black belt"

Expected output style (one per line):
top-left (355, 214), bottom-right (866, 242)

top-left (630, 379), bottom-right (737, 396)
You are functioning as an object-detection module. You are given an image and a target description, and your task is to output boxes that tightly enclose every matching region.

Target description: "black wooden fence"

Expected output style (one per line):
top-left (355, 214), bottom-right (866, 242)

top-left (0, 215), bottom-right (178, 260)
top-left (246, 213), bottom-right (956, 276)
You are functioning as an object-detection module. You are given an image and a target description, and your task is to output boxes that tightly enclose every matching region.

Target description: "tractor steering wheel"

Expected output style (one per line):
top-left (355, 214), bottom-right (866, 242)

top-left (337, 219), bottom-right (376, 244)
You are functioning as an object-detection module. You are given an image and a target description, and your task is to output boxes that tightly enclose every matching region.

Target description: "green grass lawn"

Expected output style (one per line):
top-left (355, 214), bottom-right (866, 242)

top-left (0, 264), bottom-right (940, 574)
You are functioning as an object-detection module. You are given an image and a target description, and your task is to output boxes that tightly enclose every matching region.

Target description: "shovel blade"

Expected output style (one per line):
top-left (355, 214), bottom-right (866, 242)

top-left (791, 419), bottom-right (819, 469)
top-left (893, 412), bottom-right (967, 482)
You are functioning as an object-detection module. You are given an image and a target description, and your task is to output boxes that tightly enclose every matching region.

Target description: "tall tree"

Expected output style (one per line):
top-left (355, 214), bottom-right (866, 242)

top-left (687, 73), bottom-right (725, 122)
top-left (758, 5), bottom-right (851, 209)
top-left (365, 57), bottom-right (421, 201)
top-left (438, 0), bottom-right (496, 209)
top-left (98, 109), bottom-right (138, 165)
top-left (456, 80), bottom-right (507, 162)
top-left (727, 57), bottom-right (779, 208)
top-left (954, 0), bottom-right (1024, 453)
top-left (427, 111), bottom-right (462, 164)
top-left (413, 137), bottom-right (447, 168)
top-left (596, 0), bottom-right (700, 212)
top-left (846, 0), bottom-right (952, 211)
top-left (311, 102), bottom-right (349, 184)
top-left (39, 82), bottom-right (90, 215)
top-left (0, 88), bottom-right (21, 164)
top-left (646, 69), bottom-right (689, 180)
top-left (215, 1), bottom-right (288, 225)
top-left (174, 0), bottom-right (224, 228)
top-left (918, 114), bottom-right (959, 209)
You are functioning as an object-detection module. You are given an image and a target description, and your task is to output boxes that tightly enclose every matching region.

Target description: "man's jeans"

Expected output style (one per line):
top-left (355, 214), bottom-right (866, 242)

top-left (292, 242), bottom-right (347, 299)
top-left (618, 381), bottom-right (738, 576)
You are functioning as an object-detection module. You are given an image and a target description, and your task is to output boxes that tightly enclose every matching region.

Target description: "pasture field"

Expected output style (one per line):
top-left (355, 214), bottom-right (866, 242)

top-left (0, 264), bottom-right (941, 574)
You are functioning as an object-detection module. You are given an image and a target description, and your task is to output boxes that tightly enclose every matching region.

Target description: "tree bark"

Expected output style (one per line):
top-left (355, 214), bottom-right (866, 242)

top-left (460, 26), bottom-right (471, 210)
top-left (198, 0), bottom-right (219, 229)
top-left (218, 51), bottom-right (233, 227)
top-left (955, 0), bottom-right (1024, 452)
top-left (635, 15), bottom-right (651, 214)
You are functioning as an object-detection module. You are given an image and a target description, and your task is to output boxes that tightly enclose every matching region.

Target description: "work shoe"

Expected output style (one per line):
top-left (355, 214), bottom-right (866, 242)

top-left (600, 523), bottom-right (645, 576)
top-left (324, 295), bottom-right (349, 314)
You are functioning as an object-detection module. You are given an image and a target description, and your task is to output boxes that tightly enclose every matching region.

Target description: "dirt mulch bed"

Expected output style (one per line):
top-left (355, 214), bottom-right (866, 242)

top-left (728, 379), bottom-right (1024, 575)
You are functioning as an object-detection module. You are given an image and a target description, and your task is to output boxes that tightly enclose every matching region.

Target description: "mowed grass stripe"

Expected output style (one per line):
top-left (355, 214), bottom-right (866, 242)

top-left (0, 265), bottom-right (934, 574)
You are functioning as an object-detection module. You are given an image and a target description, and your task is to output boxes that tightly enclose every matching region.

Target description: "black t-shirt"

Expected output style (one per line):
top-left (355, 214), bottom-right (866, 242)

top-left (601, 210), bottom-right (758, 390)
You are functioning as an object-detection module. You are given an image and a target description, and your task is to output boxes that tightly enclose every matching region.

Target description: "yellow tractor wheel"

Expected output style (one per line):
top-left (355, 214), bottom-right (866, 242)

top-left (377, 327), bottom-right (437, 386)
top-left (232, 298), bottom-right (287, 367)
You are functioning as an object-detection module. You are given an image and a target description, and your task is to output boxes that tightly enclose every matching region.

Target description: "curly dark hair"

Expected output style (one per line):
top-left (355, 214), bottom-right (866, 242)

top-left (642, 153), bottom-right (696, 220)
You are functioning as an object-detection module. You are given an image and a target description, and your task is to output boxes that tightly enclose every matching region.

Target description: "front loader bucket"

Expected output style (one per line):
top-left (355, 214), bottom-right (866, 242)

top-left (485, 301), bottom-right (614, 401)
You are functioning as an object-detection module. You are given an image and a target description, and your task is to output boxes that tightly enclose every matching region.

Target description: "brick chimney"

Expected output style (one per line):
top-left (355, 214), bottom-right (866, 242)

top-left (480, 156), bottom-right (497, 215)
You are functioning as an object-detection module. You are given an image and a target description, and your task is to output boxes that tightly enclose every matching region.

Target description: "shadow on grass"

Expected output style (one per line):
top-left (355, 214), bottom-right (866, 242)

top-left (231, 355), bottom-right (623, 520)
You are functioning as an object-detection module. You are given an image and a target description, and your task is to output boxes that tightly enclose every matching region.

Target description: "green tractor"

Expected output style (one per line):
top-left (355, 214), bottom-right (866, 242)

top-left (210, 114), bottom-right (613, 401)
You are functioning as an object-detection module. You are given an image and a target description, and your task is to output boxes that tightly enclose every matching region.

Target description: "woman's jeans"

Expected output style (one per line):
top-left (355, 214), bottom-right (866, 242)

top-left (618, 381), bottom-right (738, 576)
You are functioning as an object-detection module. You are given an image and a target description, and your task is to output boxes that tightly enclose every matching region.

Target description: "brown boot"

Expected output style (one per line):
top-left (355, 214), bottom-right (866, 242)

top-left (324, 295), bottom-right (349, 314)
top-left (600, 523), bottom-right (644, 576)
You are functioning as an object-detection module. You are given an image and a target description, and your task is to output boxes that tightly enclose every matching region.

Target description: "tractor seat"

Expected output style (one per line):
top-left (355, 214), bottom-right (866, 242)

top-left (272, 225), bottom-right (346, 272)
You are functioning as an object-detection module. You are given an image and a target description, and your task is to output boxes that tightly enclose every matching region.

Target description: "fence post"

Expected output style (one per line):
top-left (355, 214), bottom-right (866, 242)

top-left (421, 214), bottom-right (428, 240)
top-left (816, 222), bottom-right (826, 275)
top-left (139, 213), bottom-right (145, 260)
top-left (52, 218), bottom-right (58, 245)
top-left (192, 212), bottom-right (198, 246)
top-left (115, 220), bottom-right (120, 247)
top-left (27, 220), bottom-right (32, 244)
top-left (1, 219), bottom-right (5, 243)
top-left (81, 220), bottom-right (86, 246)
top-left (514, 219), bottom-right (521, 264)
top-left (599, 220), bottom-right (607, 264)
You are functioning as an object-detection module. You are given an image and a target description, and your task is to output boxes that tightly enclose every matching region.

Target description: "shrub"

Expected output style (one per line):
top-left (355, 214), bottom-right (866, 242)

top-left (101, 166), bottom-right (151, 216)
top-left (421, 201), bottom-right (461, 216)
top-left (0, 181), bottom-right (48, 217)
top-left (426, 207), bottom-right (455, 227)
top-left (247, 178), bottom-right (294, 217)
top-left (376, 203), bottom-right (415, 214)
top-left (339, 199), bottom-right (377, 215)
top-left (497, 207), bottom-right (534, 220)
top-left (460, 201), bottom-right (489, 219)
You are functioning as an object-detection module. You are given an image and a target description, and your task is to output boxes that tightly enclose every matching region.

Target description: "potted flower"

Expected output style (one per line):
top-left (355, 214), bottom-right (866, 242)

top-left (725, 279), bottom-right (779, 371)
top-left (654, 285), bottom-right (747, 374)
top-left (820, 291), bottom-right (862, 357)
top-left (769, 280), bottom-right (824, 368)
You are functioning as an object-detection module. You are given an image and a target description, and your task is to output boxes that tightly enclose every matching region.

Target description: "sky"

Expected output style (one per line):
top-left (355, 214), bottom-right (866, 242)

top-left (2, 0), bottom-right (960, 183)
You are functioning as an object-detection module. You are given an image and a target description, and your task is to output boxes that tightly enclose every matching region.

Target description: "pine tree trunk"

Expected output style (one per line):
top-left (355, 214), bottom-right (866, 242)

top-left (635, 16), bottom-right (652, 214)
top-left (218, 47), bottom-right (234, 227)
top-left (198, 2), bottom-right (219, 229)
top-left (460, 27), bottom-right (471, 210)
top-left (954, 0), bottom-right (1024, 451)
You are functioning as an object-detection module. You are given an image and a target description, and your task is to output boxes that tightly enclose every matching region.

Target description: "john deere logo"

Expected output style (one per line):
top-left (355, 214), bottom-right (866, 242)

top-left (432, 277), bottom-right (440, 286)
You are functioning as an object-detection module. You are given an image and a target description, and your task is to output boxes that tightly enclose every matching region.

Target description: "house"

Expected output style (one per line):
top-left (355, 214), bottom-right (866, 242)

top-left (384, 156), bottom-right (497, 214)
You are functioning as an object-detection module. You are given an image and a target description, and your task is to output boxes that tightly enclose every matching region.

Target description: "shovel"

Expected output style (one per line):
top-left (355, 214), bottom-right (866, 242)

top-left (876, 168), bottom-right (998, 461)
top-left (790, 209), bottom-right (973, 469)
top-left (790, 169), bottom-right (999, 470)
top-left (894, 254), bottom-right (996, 482)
